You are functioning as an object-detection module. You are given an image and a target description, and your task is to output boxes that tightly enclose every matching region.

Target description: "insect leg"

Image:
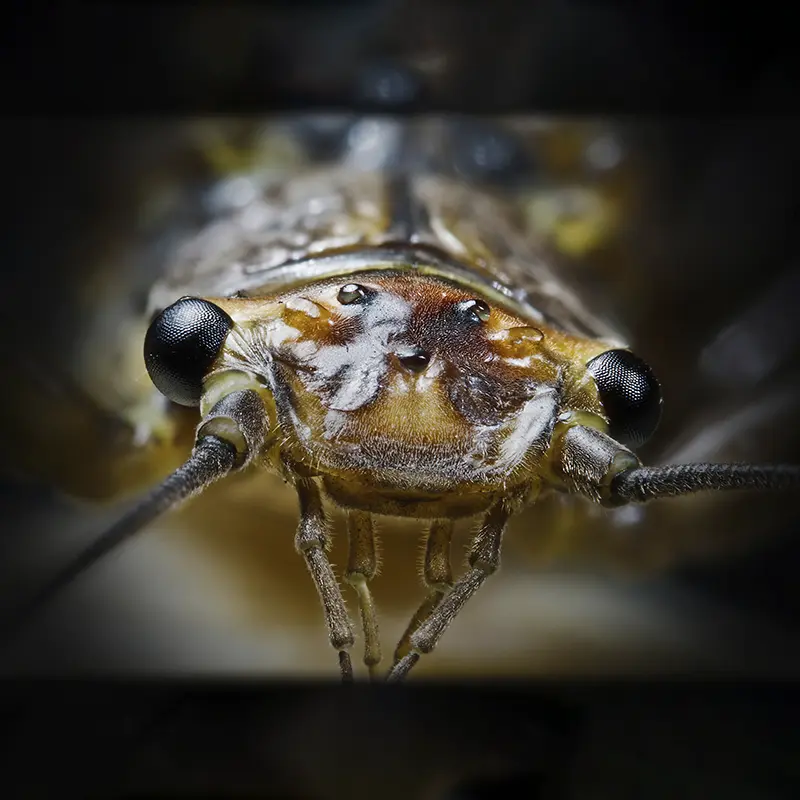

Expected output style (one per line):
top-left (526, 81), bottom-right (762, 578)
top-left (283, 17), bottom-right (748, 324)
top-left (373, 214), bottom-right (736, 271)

top-left (388, 505), bottom-right (509, 682)
top-left (295, 479), bottom-right (356, 682)
top-left (392, 519), bottom-right (454, 668)
top-left (344, 511), bottom-right (382, 679)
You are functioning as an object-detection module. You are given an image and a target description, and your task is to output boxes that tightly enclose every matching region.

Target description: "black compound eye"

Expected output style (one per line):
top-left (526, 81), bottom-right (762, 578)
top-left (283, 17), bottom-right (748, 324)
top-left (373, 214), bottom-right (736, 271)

top-left (337, 283), bottom-right (369, 305)
top-left (144, 297), bottom-right (233, 407)
top-left (586, 349), bottom-right (662, 448)
top-left (455, 298), bottom-right (491, 324)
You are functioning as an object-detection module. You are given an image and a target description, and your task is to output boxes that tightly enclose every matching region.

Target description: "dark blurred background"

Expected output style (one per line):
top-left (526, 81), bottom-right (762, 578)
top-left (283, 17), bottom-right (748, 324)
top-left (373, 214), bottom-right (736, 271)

top-left (1, 2), bottom-right (800, 798)
top-left (3, 1), bottom-right (797, 112)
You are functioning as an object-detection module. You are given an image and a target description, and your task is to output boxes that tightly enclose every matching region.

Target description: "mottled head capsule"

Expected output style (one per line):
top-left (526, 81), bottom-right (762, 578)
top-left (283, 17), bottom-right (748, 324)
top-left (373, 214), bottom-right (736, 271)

top-left (456, 298), bottom-right (491, 324)
top-left (144, 297), bottom-right (233, 407)
top-left (586, 349), bottom-right (662, 448)
top-left (337, 283), bottom-right (369, 305)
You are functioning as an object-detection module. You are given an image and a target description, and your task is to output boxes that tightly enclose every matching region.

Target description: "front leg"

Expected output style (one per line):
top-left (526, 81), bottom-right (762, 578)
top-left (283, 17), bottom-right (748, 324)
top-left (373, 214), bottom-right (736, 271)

top-left (294, 479), bottom-right (356, 682)
top-left (345, 511), bottom-right (382, 680)
top-left (392, 519), bottom-right (454, 667)
top-left (388, 502), bottom-right (511, 682)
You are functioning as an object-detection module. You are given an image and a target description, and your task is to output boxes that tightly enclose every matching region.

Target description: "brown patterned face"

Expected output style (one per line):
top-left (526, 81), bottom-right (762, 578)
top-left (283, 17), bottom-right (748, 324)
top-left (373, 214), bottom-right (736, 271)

top-left (210, 270), bottom-right (613, 516)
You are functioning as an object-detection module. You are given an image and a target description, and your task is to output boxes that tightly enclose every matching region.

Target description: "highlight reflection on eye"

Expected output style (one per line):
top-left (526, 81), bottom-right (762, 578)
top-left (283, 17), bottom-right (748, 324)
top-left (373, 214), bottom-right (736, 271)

top-left (337, 283), bottom-right (369, 305)
top-left (456, 298), bottom-right (491, 324)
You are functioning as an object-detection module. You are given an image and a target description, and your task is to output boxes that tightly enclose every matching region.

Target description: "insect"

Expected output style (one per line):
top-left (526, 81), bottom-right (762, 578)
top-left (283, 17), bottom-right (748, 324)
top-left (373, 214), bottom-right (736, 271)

top-left (3, 117), bottom-right (799, 681)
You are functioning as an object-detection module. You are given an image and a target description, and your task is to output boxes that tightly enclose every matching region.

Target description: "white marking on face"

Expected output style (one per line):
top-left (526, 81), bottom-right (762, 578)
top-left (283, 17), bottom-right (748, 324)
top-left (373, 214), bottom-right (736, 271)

top-left (285, 296), bottom-right (321, 318)
top-left (502, 353), bottom-right (552, 369)
top-left (263, 319), bottom-right (302, 348)
top-left (409, 358), bottom-right (443, 392)
top-left (389, 372), bottom-right (413, 395)
top-left (322, 408), bottom-right (349, 439)
top-left (496, 385), bottom-right (559, 471)
top-left (289, 340), bottom-right (318, 360)
top-left (307, 290), bottom-right (414, 412)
